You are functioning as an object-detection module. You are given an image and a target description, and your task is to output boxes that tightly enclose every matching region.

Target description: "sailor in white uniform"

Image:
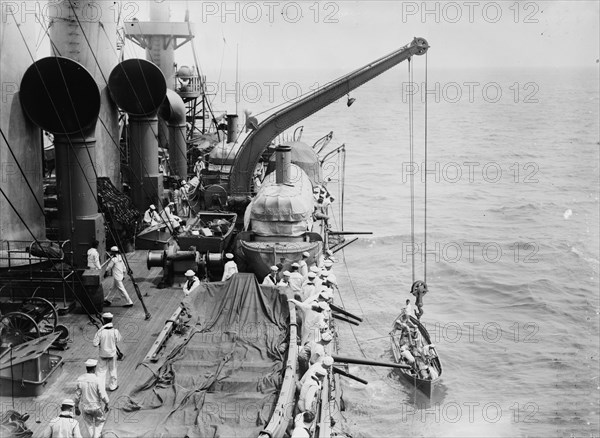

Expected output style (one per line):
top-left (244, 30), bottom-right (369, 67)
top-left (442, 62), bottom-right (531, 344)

top-left (42, 399), bottom-right (82, 438)
top-left (87, 240), bottom-right (101, 270)
top-left (298, 252), bottom-right (310, 279)
top-left (104, 247), bottom-right (133, 307)
top-left (75, 359), bottom-right (109, 438)
top-left (143, 204), bottom-right (160, 226)
top-left (297, 365), bottom-right (326, 413)
top-left (322, 259), bottom-right (337, 286)
top-left (93, 312), bottom-right (122, 392)
top-left (262, 266), bottom-right (279, 286)
top-left (221, 253), bottom-right (238, 281)
top-left (183, 269), bottom-right (201, 296)
top-left (288, 262), bottom-right (304, 296)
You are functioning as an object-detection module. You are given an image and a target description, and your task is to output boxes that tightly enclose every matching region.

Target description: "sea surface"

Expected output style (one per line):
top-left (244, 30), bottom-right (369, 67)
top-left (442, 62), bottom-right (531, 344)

top-left (232, 65), bottom-right (600, 437)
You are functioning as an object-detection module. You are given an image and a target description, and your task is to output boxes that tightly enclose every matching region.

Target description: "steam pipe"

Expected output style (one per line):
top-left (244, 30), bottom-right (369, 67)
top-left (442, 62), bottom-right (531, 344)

top-left (227, 114), bottom-right (239, 143)
top-left (159, 89), bottom-right (188, 179)
top-left (275, 145), bottom-right (292, 185)
top-left (108, 59), bottom-right (167, 212)
top-left (19, 57), bottom-right (104, 267)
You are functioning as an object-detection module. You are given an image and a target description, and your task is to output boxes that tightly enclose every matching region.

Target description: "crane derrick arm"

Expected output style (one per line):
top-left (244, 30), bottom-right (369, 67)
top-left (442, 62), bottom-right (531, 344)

top-left (228, 37), bottom-right (429, 195)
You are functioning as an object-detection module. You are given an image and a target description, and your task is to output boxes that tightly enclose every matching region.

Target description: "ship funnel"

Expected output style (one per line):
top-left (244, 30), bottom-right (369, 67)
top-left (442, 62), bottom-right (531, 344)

top-left (159, 89), bottom-right (187, 178)
top-left (20, 57), bottom-right (104, 267)
top-left (275, 145), bottom-right (292, 185)
top-left (227, 114), bottom-right (239, 143)
top-left (109, 59), bottom-right (167, 211)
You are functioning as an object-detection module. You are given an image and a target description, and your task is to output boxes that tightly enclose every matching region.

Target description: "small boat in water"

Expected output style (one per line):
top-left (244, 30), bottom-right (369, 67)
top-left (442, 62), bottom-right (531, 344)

top-left (390, 313), bottom-right (442, 398)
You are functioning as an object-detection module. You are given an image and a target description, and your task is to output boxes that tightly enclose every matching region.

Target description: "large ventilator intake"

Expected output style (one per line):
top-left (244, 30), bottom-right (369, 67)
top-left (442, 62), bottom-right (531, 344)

top-left (20, 57), bottom-right (105, 268)
top-left (159, 89), bottom-right (187, 179)
top-left (108, 59), bottom-right (167, 211)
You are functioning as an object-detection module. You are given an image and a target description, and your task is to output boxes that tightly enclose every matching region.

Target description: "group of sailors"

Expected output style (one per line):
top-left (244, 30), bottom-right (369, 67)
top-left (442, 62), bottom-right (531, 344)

top-left (142, 201), bottom-right (184, 234)
top-left (262, 250), bottom-right (339, 437)
top-left (42, 312), bottom-right (123, 438)
top-left (391, 288), bottom-right (439, 381)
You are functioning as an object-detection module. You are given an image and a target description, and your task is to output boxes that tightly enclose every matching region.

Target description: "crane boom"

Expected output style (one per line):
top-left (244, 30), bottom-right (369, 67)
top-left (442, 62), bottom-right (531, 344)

top-left (228, 37), bottom-right (429, 195)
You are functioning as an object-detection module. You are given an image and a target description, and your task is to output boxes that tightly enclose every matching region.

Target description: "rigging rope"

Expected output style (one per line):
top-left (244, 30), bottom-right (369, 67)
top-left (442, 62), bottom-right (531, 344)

top-left (424, 52), bottom-right (429, 283)
top-left (408, 59), bottom-right (415, 284)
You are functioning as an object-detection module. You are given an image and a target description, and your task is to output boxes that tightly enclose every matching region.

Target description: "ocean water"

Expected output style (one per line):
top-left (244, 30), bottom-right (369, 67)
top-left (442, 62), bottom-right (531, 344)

top-left (235, 65), bottom-right (599, 437)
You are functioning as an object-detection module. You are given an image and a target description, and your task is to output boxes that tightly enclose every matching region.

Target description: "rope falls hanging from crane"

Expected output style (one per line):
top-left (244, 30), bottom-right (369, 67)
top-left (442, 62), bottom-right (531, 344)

top-left (406, 51), bottom-right (430, 318)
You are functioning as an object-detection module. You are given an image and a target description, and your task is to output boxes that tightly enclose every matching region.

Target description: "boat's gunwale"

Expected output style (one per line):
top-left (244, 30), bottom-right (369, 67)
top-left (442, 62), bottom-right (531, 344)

top-left (258, 298), bottom-right (298, 437)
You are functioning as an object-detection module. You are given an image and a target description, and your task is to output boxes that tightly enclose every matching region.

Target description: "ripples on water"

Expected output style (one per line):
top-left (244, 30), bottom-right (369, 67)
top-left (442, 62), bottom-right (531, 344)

top-left (246, 66), bottom-right (599, 436)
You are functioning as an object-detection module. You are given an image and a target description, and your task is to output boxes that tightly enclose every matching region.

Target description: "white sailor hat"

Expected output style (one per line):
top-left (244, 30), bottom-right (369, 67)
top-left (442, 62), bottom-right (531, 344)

top-left (324, 259), bottom-right (334, 267)
top-left (302, 251), bottom-right (310, 258)
top-left (191, 230), bottom-right (200, 236)
top-left (61, 399), bottom-right (75, 407)
top-left (313, 365), bottom-right (327, 377)
top-left (320, 331), bottom-right (333, 343)
top-left (225, 253), bottom-right (234, 259)
top-left (102, 312), bottom-right (113, 319)
top-left (291, 262), bottom-right (299, 268)
top-left (318, 302), bottom-right (330, 311)
top-left (110, 246), bottom-right (119, 252)
top-left (283, 270), bottom-right (291, 277)
top-left (270, 265), bottom-right (278, 271)
top-left (319, 289), bottom-right (333, 300)
top-left (149, 204), bottom-right (156, 210)
top-left (85, 359), bottom-right (98, 367)
top-left (313, 186), bottom-right (320, 193)
top-left (184, 270), bottom-right (195, 277)
top-left (320, 271), bottom-right (329, 277)
top-left (307, 272), bottom-right (317, 279)
top-left (322, 356), bottom-right (334, 367)
top-left (310, 266), bottom-right (320, 273)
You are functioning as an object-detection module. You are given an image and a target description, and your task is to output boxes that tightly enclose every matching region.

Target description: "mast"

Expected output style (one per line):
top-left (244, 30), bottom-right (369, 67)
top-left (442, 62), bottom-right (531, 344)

top-left (123, 2), bottom-right (195, 180)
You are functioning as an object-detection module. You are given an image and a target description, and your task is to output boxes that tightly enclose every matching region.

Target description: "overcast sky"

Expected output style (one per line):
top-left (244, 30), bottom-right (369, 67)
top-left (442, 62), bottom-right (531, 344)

top-left (124, 0), bottom-right (600, 76)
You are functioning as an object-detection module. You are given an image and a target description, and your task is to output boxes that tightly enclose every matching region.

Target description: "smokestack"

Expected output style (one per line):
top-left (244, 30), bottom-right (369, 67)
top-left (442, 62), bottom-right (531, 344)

top-left (159, 90), bottom-right (188, 179)
top-left (108, 59), bottom-right (167, 212)
top-left (227, 114), bottom-right (239, 143)
top-left (275, 145), bottom-right (292, 185)
top-left (20, 57), bottom-right (104, 267)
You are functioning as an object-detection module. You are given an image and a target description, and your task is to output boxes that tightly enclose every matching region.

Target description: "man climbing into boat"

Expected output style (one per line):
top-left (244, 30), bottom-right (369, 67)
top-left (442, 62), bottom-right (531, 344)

top-left (410, 280), bottom-right (428, 319)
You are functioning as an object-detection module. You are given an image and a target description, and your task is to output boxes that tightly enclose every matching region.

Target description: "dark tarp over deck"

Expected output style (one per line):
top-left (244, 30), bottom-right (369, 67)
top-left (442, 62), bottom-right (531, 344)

top-left (103, 274), bottom-right (290, 437)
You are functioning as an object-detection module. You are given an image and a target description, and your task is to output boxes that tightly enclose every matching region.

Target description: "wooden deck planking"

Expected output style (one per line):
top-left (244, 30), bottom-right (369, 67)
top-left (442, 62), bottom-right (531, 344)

top-left (0, 250), bottom-right (187, 436)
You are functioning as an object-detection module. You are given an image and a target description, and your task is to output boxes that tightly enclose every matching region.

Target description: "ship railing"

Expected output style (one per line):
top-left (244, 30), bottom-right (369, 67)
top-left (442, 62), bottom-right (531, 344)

top-left (258, 299), bottom-right (298, 438)
top-left (0, 239), bottom-right (74, 279)
top-left (174, 74), bottom-right (203, 100)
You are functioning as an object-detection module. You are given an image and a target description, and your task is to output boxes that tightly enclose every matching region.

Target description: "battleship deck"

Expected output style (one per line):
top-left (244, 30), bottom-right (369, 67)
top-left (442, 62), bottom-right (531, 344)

top-left (0, 250), bottom-right (183, 436)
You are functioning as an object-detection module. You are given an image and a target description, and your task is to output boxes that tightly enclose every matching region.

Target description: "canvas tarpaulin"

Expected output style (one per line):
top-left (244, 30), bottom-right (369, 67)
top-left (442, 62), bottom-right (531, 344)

top-left (104, 274), bottom-right (290, 437)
